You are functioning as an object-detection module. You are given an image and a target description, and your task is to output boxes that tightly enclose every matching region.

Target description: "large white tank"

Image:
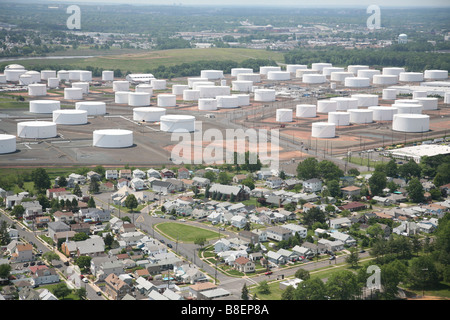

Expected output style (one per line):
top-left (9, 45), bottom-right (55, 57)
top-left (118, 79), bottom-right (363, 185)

top-left (347, 65), bottom-right (369, 75)
top-left (79, 71), bottom-right (92, 82)
top-left (25, 71), bottom-right (41, 83)
top-left (233, 94), bottom-right (250, 106)
top-left (267, 71), bottom-right (291, 81)
top-left (160, 115), bottom-right (195, 132)
top-left (348, 109), bottom-right (374, 124)
top-left (399, 72), bottom-right (424, 82)
top-left (157, 94), bottom-right (177, 107)
top-left (311, 63), bottom-right (332, 72)
top-left (72, 82), bottom-right (89, 94)
top-left (102, 70), bottom-right (114, 81)
top-left (200, 70), bottom-right (224, 80)
top-left (392, 103), bottom-right (423, 114)
top-left (53, 109), bottom-right (88, 125)
top-left (64, 87), bottom-right (83, 100)
top-left (424, 70), bottom-right (448, 80)
top-left (68, 70), bottom-right (83, 81)
top-left (373, 75), bottom-right (398, 85)
top-left (151, 79), bottom-right (167, 90)
top-left (296, 69), bottom-right (319, 79)
top-left (192, 81), bottom-right (215, 90)
top-left (237, 73), bottom-right (261, 83)
top-left (444, 92), bottom-right (450, 104)
top-left (254, 89), bottom-right (276, 102)
top-left (172, 84), bottom-right (189, 95)
top-left (330, 97), bottom-right (359, 111)
top-left (57, 70), bottom-right (70, 81)
top-left (260, 66), bottom-right (281, 75)
top-left (28, 84), bottom-right (47, 96)
top-left (232, 80), bottom-right (253, 92)
top-left (412, 91), bottom-right (427, 99)
top-left (322, 67), bottom-right (345, 76)
top-left (231, 68), bottom-right (253, 77)
top-left (328, 112), bottom-right (350, 126)
top-left (29, 100), bottom-right (60, 114)
top-left (394, 99), bottom-right (422, 105)
top-left (133, 107), bottom-right (166, 122)
top-left (357, 69), bottom-right (381, 80)
top-left (0, 74), bottom-right (5, 83)
top-left (115, 91), bottom-right (129, 104)
top-left (113, 81), bottom-right (130, 92)
top-left (5, 69), bottom-right (27, 82)
top-left (19, 75), bottom-right (33, 86)
top-left (303, 74), bottom-right (327, 84)
top-left (128, 92), bottom-right (151, 107)
top-left (368, 106), bottom-right (398, 121)
top-left (351, 94), bottom-right (379, 107)
top-left (135, 84), bottom-right (153, 95)
top-left (415, 97), bottom-right (438, 110)
top-left (47, 77), bottom-right (59, 88)
top-left (296, 104), bottom-right (316, 118)
top-left (75, 101), bottom-right (106, 115)
top-left (198, 86), bottom-right (230, 99)
top-left (0, 134), bottom-right (16, 154)
top-left (188, 77), bottom-right (208, 88)
top-left (17, 121), bottom-right (57, 139)
top-left (93, 129), bottom-right (133, 148)
top-left (217, 95), bottom-right (239, 109)
top-left (183, 90), bottom-right (200, 101)
top-left (330, 71), bottom-right (354, 82)
top-left (392, 114), bottom-right (429, 132)
top-left (276, 108), bottom-right (293, 122)
top-left (286, 64), bottom-right (307, 73)
top-left (382, 89), bottom-right (397, 100)
top-left (311, 122), bottom-right (335, 138)
top-left (40, 70), bottom-right (56, 81)
top-left (344, 77), bottom-right (370, 88)
top-left (382, 67), bottom-right (405, 76)
top-left (198, 98), bottom-right (218, 111)
top-left (317, 100), bottom-right (338, 113)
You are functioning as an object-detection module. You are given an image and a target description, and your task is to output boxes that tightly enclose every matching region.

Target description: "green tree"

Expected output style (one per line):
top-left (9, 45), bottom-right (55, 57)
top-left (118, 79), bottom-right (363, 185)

top-left (204, 171), bottom-right (217, 182)
top-left (407, 177), bottom-right (424, 203)
top-left (104, 233), bottom-right (114, 249)
top-left (408, 256), bottom-right (440, 288)
top-left (385, 159), bottom-right (398, 178)
top-left (241, 284), bottom-right (249, 300)
top-left (58, 176), bottom-right (68, 188)
top-left (194, 236), bottom-right (206, 250)
top-left (294, 268), bottom-right (310, 281)
top-left (76, 287), bottom-right (87, 300)
top-left (31, 168), bottom-right (51, 193)
top-left (368, 171), bottom-right (387, 196)
top-left (326, 270), bottom-right (361, 300)
top-left (218, 172), bottom-right (232, 185)
top-left (281, 285), bottom-right (296, 300)
top-left (347, 168), bottom-right (360, 176)
top-left (380, 260), bottom-right (408, 300)
top-left (12, 205), bottom-right (25, 219)
top-left (87, 197), bottom-right (96, 208)
top-left (53, 283), bottom-right (72, 300)
top-left (295, 278), bottom-right (327, 300)
top-left (399, 160), bottom-right (421, 181)
top-left (89, 179), bottom-right (100, 194)
top-left (296, 157), bottom-right (319, 180)
top-left (318, 160), bottom-right (344, 182)
top-left (345, 248), bottom-right (360, 268)
top-left (73, 184), bottom-right (82, 197)
top-left (73, 232), bottom-right (89, 242)
top-left (326, 180), bottom-right (341, 198)
top-left (0, 263), bottom-right (12, 280)
top-left (43, 251), bottom-right (60, 262)
top-left (75, 256), bottom-right (92, 272)
top-left (0, 221), bottom-right (11, 245)
top-left (257, 280), bottom-right (270, 295)
top-left (125, 194), bottom-right (138, 212)
top-left (303, 207), bottom-right (326, 228)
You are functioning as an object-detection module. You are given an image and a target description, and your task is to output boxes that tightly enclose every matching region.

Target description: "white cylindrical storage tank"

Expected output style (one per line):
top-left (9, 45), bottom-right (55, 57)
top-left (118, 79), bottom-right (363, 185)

top-left (53, 109), bottom-right (88, 125)
top-left (17, 121), bottom-right (57, 139)
top-left (57, 70), bottom-right (69, 81)
top-left (296, 104), bottom-right (316, 118)
top-left (399, 72), bottom-right (424, 82)
top-left (68, 70), bottom-right (83, 81)
top-left (328, 112), bottom-right (350, 126)
top-left (29, 100), bottom-right (60, 114)
top-left (113, 80), bottom-right (129, 92)
top-left (311, 63), bottom-right (332, 72)
top-left (234, 94), bottom-right (250, 106)
top-left (232, 80), bottom-right (253, 92)
top-left (357, 69), bottom-right (381, 80)
top-left (276, 109), bottom-right (293, 122)
top-left (330, 71), bottom-right (354, 82)
top-left (135, 84), bottom-right (153, 95)
top-left (295, 69), bottom-right (318, 78)
top-left (368, 106), bottom-right (398, 121)
top-left (198, 86), bottom-right (230, 99)
top-left (172, 84), bottom-right (189, 95)
top-left (312, 122), bottom-right (335, 138)
top-left (40, 70), bottom-right (56, 81)
top-left (79, 70), bottom-right (92, 82)
top-left (231, 68), bottom-right (253, 77)
top-left (412, 91), bottom-right (427, 99)
top-left (0, 74), bottom-right (5, 83)
top-left (317, 100), bottom-right (338, 113)
top-left (393, 114), bottom-right (429, 132)
top-left (424, 70), bottom-right (448, 80)
top-left (394, 99), bottom-right (421, 105)
top-left (330, 82), bottom-right (337, 90)
top-left (217, 95), bottom-right (239, 109)
top-left (28, 84), bottom-right (47, 96)
top-left (115, 91), bottom-right (129, 104)
top-left (0, 134), bottom-right (16, 154)
top-left (128, 92), bottom-right (151, 107)
top-left (198, 98), bottom-right (217, 111)
top-left (416, 97), bottom-right (438, 111)
top-left (160, 115), bottom-right (195, 133)
top-left (25, 71), bottom-right (41, 83)
top-left (373, 75), bottom-right (398, 85)
top-left (259, 66), bottom-right (281, 75)
top-left (64, 87), bottom-right (83, 100)
top-left (102, 70), bottom-right (114, 81)
top-left (183, 89), bottom-right (200, 101)
top-left (188, 77), bottom-right (208, 88)
top-left (330, 97), bottom-right (359, 111)
top-left (351, 94), bottom-right (379, 107)
top-left (93, 129), bottom-right (133, 148)
top-left (286, 64), bottom-right (307, 73)
top-left (5, 69), bottom-right (26, 82)
top-left (303, 74), bottom-right (327, 84)
top-left (157, 94), bottom-right (177, 107)
top-left (344, 77), bottom-right (370, 88)
top-left (72, 82), bottom-right (89, 94)
top-left (200, 70), bottom-right (224, 80)
top-left (237, 73), bottom-right (261, 83)
top-left (254, 89), bottom-right (276, 102)
top-left (151, 79), bottom-right (167, 90)
top-left (382, 89), bottom-right (397, 100)
top-left (192, 81), bottom-right (215, 90)
top-left (348, 109), bottom-right (374, 124)
top-left (75, 101), bottom-right (106, 115)
top-left (382, 67), bottom-right (405, 76)
top-left (220, 79), bottom-right (227, 86)
top-left (267, 71), bottom-right (291, 81)
top-left (47, 77), bottom-right (59, 88)
top-left (347, 65), bottom-right (369, 75)
top-left (133, 107), bottom-right (166, 122)
top-left (445, 92), bottom-right (450, 104)
top-left (19, 75), bottom-right (33, 85)
top-left (322, 67), bottom-right (345, 77)
top-left (392, 103), bottom-right (423, 114)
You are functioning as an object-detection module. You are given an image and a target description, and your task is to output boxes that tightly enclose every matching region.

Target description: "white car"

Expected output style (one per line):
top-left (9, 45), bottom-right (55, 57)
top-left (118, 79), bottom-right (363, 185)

top-left (82, 278), bottom-right (89, 283)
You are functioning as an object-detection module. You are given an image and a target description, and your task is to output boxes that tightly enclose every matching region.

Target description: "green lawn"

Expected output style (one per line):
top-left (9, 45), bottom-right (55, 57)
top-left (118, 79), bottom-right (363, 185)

top-left (155, 222), bottom-right (220, 243)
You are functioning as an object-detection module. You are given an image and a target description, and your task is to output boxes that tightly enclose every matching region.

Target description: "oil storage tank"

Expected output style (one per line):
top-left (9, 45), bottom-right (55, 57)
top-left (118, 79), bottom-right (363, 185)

top-left (72, 82), bottom-right (89, 94)
top-left (312, 122), bottom-right (335, 138)
top-left (399, 72), bottom-right (424, 82)
top-left (188, 77), bottom-right (209, 88)
top-left (267, 71), bottom-right (291, 81)
top-left (392, 114), bottom-right (429, 132)
top-left (382, 67), bottom-right (405, 76)
top-left (201, 70), bottom-right (224, 80)
top-left (276, 109), bottom-right (293, 122)
top-left (317, 100), bottom-right (338, 113)
top-left (151, 79), bottom-right (167, 90)
top-left (217, 95), bottom-right (239, 109)
top-left (424, 70), bottom-right (448, 80)
top-left (64, 87), bottom-right (83, 100)
top-left (183, 90), bottom-right (200, 101)
top-left (347, 65), bottom-right (369, 75)
top-left (368, 106), bottom-right (398, 121)
top-left (392, 103), bottom-right (423, 114)
top-left (75, 101), bottom-right (106, 115)
top-left (133, 107), bottom-right (166, 122)
top-left (302, 74), bottom-right (326, 84)
top-left (357, 69), bottom-right (381, 81)
top-left (373, 75), bottom-right (399, 85)
top-left (344, 77), bottom-right (370, 88)
top-left (311, 63), bottom-right (332, 72)
top-left (254, 89), bottom-right (276, 102)
top-left (29, 100), bottom-right (60, 114)
top-left (330, 71), bottom-right (354, 83)
top-left (382, 89), bottom-right (397, 100)
top-left (198, 86), bottom-right (230, 99)
top-left (233, 94), bottom-right (250, 106)
top-left (172, 85), bottom-right (189, 95)
top-left (351, 94), bottom-right (379, 107)
top-left (416, 97), bottom-right (438, 110)
top-left (28, 84), bottom-right (47, 96)
top-left (102, 70), bottom-right (114, 81)
top-left (47, 77), bottom-right (59, 88)
top-left (57, 70), bottom-right (70, 81)
top-left (113, 81), bottom-right (130, 92)
top-left (128, 92), bottom-right (151, 107)
top-left (17, 121), bottom-right (57, 139)
top-left (160, 115), bottom-right (195, 132)
top-left (0, 134), bottom-right (16, 154)
top-left (323, 67), bottom-right (345, 77)
top-left (53, 110), bottom-right (88, 125)
top-left (286, 65), bottom-right (307, 73)
top-left (198, 98), bottom-right (218, 111)
top-left (79, 71), bottom-right (92, 82)
top-left (237, 73), bottom-right (261, 83)
top-left (260, 66), bottom-right (281, 75)
top-left (135, 84), bottom-right (153, 95)
top-left (328, 112), bottom-right (350, 126)
top-left (93, 129), bottom-right (133, 148)
top-left (330, 97), bottom-right (359, 111)
top-left (231, 68), bottom-right (253, 77)
top-left (115, 91), bottom-right (129, 104)
top-left (348, 109), bottom-right (374, 124)
top-left (19, 75), bottom-right (33, 86)
top-left (232, 80), bottom-right (253, 92)
top-left (157, 94), bottom-right (177, 107)
top-left (296, 104), bottom-right (316, 118)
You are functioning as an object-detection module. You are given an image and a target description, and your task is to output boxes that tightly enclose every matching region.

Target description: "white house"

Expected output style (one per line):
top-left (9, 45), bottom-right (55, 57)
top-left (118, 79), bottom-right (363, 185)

top-left (303, 178), bottom-right (322, 193)
top-left (265, 176), bottom-right (283, 189)
top-left (330, 217), bottom-right (352, 229)
top-left (214, 239), bottom-right (231, 253)
top-left (105, 170), bottom-right (118, 180)
top-left (207, 211), bottom-right (223, 224)
top-left (130, 178), bottom-right (146, 191)
top-left (280, 224), bottom-right (307, 238)
top-left (231, 215), bottom-right (247, 229)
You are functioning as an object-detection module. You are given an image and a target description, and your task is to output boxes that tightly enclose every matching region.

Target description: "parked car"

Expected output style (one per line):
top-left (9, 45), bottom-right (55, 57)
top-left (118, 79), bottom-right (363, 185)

top-left (265, 271), bottom-right (273, 275)
top-left (96, 291), bottom-right (102, 296)
top-left (167, 243), bottom-right (173, 248)
top-left (329, 255), bottom-right (336, 260)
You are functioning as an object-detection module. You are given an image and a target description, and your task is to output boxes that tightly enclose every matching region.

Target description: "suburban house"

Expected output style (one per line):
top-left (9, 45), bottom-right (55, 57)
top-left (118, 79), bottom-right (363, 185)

top-left (231, 215), bottom-right (247, 229)
top-left (318, 239), bottom-right (345, 252)
top-left (329, 217), bottom-right (352, 229)
top-left (160, 169), bottom-right (175, 179)
top-left (119, 169), bottom-right (132, 180)
top-left (341, 186), bottom-right (361, 198)
top-left (105, 170), bottom-right (118, 180)
top-left (100, 182), bottom-right (115, 192)
top-left (147, 169), bottom-right (161, 179)
top-left (192, 177), bottom-right (210, 188)
top-left (152, 180), bottom-right (174, 194)
top-left (292, 245), bottom-right (314, 259)
top-left (265, 176), bottom-right (283, 189)
top-left (208, 184), bottom-right (250, 201)
top-left (276, 248), bottom-right (299, 262)
top-left (178, 168), bottom-right (190, 179)
top-left (266, 226), bottom-right (292, 242)
top-left (130, 178), bottom-right (146, 191)
top-left (280, 224), bottom-right (307, 238)
top-left (68, 173), bottom-right (87, 185)
top-left (10, 243), bottom-right (33, 263)
top-left (339, 202), bottom-right (367, 212)
top-left (234, 257), bottom-right (255, 273)
top-left (30, 268), bottom-right (60, 287)
top-left (303, 178), bottom-right (322, 193)
top-left (238, 231), bottom-right (260, 245)
top-left (104, 273), bottom-right (132, 300)
top-left (267, 251), bottom-right (287, 265)
top-left (132, 169), bottom-right (146, 179)
top-left (87, 171), bottom-right (101, 181)
top-left (48, 221), bottom-right (71, 242)
top-left (233, 174), bottom-right (248, 184)
top-left (46, 187), bottom-right (67, 199)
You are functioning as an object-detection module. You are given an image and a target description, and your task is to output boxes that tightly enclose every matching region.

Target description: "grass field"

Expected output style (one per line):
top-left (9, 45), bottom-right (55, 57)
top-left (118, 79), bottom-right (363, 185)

top-left (4, 48), bottom-right (285, 73)
top-left (155, 222), bottom-right (220, 243)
